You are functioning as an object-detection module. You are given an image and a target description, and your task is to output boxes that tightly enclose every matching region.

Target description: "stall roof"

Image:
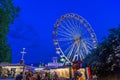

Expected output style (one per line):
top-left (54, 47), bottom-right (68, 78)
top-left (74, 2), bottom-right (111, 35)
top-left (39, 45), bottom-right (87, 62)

top-left (0, 62), bottom-right (25, 66)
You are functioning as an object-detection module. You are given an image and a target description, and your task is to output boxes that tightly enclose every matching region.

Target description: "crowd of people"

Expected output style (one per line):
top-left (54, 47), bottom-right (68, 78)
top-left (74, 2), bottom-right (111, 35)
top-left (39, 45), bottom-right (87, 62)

top-left (0, 67), bottom-right (97, 80)
top-left (0, 68), bottom-right (16, 79)
top-left (15, 71), bottom-right (69, 80)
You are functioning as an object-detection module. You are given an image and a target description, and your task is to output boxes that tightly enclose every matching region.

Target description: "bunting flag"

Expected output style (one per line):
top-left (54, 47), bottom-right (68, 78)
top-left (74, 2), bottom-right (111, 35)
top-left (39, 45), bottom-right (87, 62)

top-left (86, 67), bottom-right (91, 79)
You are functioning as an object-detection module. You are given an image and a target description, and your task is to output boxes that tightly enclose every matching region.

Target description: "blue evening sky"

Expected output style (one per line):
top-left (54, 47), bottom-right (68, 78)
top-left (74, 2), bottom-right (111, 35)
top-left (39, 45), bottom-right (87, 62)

top-left (8, 0), bottom-right (120, 65)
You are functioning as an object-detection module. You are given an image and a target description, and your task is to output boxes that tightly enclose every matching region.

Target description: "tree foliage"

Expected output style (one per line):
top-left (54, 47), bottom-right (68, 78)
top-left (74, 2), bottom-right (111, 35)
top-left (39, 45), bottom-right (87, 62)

top-left (0, 0), bottom-right (20, 63)
top-left (83, 25), bottom-right (120, 77)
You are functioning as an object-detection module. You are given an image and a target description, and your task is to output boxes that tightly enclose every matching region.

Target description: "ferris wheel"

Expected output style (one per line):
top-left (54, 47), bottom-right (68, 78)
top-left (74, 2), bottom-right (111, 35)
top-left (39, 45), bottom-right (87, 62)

top-left (53, 13), bottom-right (97, 64)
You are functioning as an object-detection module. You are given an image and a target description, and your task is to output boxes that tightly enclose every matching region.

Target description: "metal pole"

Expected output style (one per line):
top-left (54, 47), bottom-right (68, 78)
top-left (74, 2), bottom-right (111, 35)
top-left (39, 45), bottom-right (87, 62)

top-left (69, 63), bottom-right (72, 80)
top-left (21, 48), bottom-right (26, 60)
top-left (20, 48), bottom-right (26, 80)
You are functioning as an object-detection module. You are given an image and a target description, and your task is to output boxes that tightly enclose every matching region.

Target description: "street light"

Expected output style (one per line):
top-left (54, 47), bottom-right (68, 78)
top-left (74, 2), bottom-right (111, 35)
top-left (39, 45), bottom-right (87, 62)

top-left (20, 48), bottom-right (26, 64)
top-left (20, 48), bottom-right (26, 80)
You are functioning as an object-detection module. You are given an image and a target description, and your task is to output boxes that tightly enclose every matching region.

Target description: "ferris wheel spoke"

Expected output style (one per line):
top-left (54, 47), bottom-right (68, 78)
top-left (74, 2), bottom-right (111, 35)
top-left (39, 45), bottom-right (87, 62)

top-left (61, 20), bottom-right (75, 35)
top-left (57, 32), bottom-right (72, 38)
top-left (78, 22), bottom-right (91, 39)
top-left (72, 18), bottom-right (82, 35)
top-left (58, 47), bottom-right (71, 63)
top-left (63, 42), bottom-right (74, 53)
top-left (83, 39), bottom-right (94, 48)
top-left (85, 41), bottom-right (94, 48)
top-left (81, 42), bottom-right (87, 59)
top-left (83, 39), bottom-right (93, 48)
top-left (78, 46), bottom-right (84, 60)
top-left (60, 40), bottom-right (72, 47)
top-left (69, 20), bottom-right (79, 35)
top-left (65, 19), bottom-right (77, 35)
top-left (78, 41), bottom-right (84, 60)
top-left (77, 19), bottom-right (85, 32)
top-left (82, 29), bottom-right (90, 38)
top-left (67, 43), bottom-right (76, 60)
top-left (72, 48), bottom-right (77, 62)
top-left (71, 43), bottom-right (79, 62)
top-left (76, 43), bottom-right (80, 61)
top-left (83, 38), bottom-right (93, 44)
top-left (81, 40), bottom-right (90, 55)
top-left (58, 28), bottom-right (73, 38)
top-left (63, 18), bottom-right (77, 34)
top-left (83, 37), bottom-right (93, 40)
top-left (58, 27), bottom-right (72, 36)
top-left (63, 42), bottom-right (75, 58)
top-left (73, 19), bottom-right (83, 35)
top-left (86, 44), bottom-right (93, 50)
top-left (59, 23), bottom-right (74, 36)
top-left (58, 38), bottom-right (73, 41)
top-left (58, 31), bottom-right (72, 38)
top-left (69, 19), bottom-right (79, 34)
top-left (79, 41), bottom-right (85, 60)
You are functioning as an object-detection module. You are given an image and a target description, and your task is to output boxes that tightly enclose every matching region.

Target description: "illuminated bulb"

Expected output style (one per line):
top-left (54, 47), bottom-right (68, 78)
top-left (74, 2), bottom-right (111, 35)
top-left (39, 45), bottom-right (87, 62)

top-left (56, 50), bottom-right (60, 54)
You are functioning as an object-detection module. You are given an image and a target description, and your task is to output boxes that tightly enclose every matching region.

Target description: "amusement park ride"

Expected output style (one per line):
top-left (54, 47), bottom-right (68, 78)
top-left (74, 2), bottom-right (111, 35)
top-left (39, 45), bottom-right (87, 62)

top-left (52, 13), bottom-right (98, 79)
top-left (53, 13), bottom-right (97, 65)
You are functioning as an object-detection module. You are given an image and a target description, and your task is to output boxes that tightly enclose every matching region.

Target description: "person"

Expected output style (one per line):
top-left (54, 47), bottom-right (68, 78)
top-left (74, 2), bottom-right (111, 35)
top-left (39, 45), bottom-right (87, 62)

top-left (31, 76), bottom-right (37, 80)
top-left (73, 68), bottom-right (82, 80)
top-left (41, 72), bottom-right (45, 80)
top-left (44, 72), bottom-right (48, 80)
top-left (36, 73), bottom-right (41, 80)
top-left (48, 72), bottom-right (51, 80)
top-left (53, 71), bottom-right (58, 80)
top-left (7, 69), bottom-right (11, 78)
top-left (26, 72), bottom-right (32, 80)
top-left (15, 72), bottom-right (23, 80)
top-left (32, 72), bottom-right (41, 80)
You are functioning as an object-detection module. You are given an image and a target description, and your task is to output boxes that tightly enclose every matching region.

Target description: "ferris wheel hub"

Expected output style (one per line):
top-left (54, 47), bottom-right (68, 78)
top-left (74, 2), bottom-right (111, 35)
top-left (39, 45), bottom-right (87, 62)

top-left (73, 37), bottom-right (81, 44)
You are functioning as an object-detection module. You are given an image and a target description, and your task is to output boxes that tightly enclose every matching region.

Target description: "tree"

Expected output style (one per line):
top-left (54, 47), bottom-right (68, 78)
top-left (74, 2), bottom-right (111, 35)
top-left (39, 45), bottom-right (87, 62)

top-left (83, 25), bottom-right (120, 77)
top-left (0, 0), bottom-right (20, 63)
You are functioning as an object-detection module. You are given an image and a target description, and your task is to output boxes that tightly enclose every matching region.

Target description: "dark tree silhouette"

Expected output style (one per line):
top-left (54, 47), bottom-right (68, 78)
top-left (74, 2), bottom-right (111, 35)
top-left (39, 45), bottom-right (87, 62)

top-left (0, 0), bottom-right (20, 62)
top-left (83, 25), bottom-right (120, 77)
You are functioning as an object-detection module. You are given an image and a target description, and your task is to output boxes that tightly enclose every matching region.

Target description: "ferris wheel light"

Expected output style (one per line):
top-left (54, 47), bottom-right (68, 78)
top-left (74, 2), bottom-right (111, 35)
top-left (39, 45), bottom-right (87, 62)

top-left (66, 14), bottom-right (70, 17)
top-left (93, 40), bottom-right (96, 43)
top-left (56, 50), bottom-right (60, 54)
top-left (54, 26), bottom-right (57, 29)
top-left (87, 28), bottom-right (91, 31)
top-left (61, 16), bottom-right (65, 19)
top-left (84, 23), bottom-right (88, 27)
top-left (56, 48), bottom-right (60, 50)
top-left (57, 20), bottom-right (60, 24)
top-left (71, 14), bottom-right (75, 17)
top-left (94, 46), bottom-right (97, 48)
top-left (60, 58), bottom-right (65, 62)
top-left (74, 16), bottom-right (79, 20)
top-left (80, 19), bottom-right (84, 23)
top-left (54, 41), bottom-right (58, 45)
top-left (91, 34), bottom-right (95, 37)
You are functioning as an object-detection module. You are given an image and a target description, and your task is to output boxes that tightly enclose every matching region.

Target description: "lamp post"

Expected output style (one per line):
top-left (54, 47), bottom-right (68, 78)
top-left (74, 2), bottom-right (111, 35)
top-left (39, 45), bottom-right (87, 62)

top-left (20, 48), bottom-right (26, 80)
top-left (20, 48), bottom-right (26, 64)
top-left (21, 48), bottom-right (26, 60)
